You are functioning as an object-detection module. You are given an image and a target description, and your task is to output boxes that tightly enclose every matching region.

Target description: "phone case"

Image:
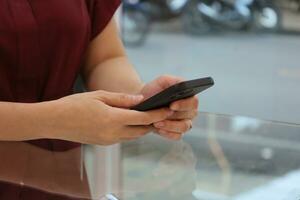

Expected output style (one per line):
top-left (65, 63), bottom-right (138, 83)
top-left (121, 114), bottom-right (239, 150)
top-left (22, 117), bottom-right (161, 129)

top-left (131, 77), bottom-right (214, 111)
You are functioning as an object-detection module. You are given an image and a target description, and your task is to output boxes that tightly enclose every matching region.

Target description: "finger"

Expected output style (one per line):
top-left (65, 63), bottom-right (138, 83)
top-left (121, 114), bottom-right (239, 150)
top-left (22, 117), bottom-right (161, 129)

top-left (153, 119), bottom-right (192, 133)
top-left (168, 110), bottom-right (198, 120)
top-left (92, 90), bottom-right (144, 108)
top-left (120, 125), bottom-right (154, 140)
top-left (170, 96), bottom-right (199, 111)
top-left (156, 129), bottom-right (182, 141)
top-left (141, 75), bottom-right (184, 99)
top-left (113, 107), bottom-right (174, 125)
top-left (156, 75), bottom-right (184, 90)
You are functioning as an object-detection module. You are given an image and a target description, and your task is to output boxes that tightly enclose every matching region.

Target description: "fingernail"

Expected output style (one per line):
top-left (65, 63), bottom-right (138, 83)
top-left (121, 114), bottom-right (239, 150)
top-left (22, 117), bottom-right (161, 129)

top-left (155, 122), bottom-right (164, 128)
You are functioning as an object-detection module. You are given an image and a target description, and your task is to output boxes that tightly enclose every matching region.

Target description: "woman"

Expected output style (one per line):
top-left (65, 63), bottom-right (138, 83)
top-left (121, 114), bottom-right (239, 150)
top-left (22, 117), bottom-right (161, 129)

top-left (0, 0), bottom-right (198, 199)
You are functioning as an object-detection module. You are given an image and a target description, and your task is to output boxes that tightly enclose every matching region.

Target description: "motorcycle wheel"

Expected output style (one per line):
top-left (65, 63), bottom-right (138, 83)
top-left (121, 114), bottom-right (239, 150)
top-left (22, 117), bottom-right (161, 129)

top-left (251, 4), bottom-right (282, 32)
top-left (181, 0), bottom-right (212, 35)
top-left (121, 9), bottom-right (150, 47)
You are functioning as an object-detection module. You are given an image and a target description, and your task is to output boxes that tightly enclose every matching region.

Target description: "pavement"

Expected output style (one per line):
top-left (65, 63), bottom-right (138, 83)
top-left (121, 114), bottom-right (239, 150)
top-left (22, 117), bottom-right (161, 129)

top-left (125, 10), bottom-right (300, 124)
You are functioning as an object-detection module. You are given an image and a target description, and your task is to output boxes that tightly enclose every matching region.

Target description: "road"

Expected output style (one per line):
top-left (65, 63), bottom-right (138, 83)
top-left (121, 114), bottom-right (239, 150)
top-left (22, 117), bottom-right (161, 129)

top-left (125, 19), bottom-right (300, 124)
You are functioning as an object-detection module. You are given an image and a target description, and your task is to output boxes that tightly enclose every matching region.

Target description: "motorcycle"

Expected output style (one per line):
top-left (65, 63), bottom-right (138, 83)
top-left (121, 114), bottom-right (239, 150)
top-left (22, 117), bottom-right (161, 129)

top-left (121, 0), bottom-right (150, 46)
top-left (184, 0), bottom-right (282, 34)
top-left (121, 0), bottom-right (282, 46)
top-left (122, 0), bottom-right (191, 46)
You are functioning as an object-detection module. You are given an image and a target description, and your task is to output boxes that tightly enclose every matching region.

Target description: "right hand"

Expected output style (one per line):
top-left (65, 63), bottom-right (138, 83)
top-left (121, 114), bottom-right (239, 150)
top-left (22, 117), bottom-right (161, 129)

top-left (52, 90), bottom-right (173, 145)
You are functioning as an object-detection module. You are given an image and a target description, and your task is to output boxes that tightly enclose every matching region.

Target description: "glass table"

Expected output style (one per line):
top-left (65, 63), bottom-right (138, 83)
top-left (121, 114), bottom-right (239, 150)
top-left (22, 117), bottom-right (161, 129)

top-left (1, 112), bottom-right (300, 200)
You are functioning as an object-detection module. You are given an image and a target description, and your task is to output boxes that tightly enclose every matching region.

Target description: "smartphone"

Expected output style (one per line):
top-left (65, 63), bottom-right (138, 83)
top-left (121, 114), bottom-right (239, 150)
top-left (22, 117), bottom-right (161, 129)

top-left (131, 77), bottom-right (214, 111)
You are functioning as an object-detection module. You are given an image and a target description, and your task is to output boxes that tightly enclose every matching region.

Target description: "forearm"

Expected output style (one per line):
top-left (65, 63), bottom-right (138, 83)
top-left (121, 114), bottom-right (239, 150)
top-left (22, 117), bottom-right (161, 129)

top-left (85, 56), bottom-right (144, 94)
top-left (0, 101), bottom-right (61, 141)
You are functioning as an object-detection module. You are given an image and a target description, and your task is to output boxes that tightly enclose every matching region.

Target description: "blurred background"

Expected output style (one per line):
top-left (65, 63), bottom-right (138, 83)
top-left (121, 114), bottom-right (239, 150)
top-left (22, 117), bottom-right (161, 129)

top-left (79, 1), bottom-right (300, 199)
top-left (120, 0), bottom-right (300, 124)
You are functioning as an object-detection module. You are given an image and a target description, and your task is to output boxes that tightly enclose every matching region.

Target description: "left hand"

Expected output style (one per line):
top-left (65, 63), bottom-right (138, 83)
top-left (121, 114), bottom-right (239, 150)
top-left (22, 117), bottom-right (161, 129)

top-left (140, 75), bottom-right (198, 140)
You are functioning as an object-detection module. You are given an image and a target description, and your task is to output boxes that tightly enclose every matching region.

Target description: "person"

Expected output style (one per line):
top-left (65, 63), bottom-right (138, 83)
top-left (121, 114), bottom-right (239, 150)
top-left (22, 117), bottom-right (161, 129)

top-left (0, 0), bottom-right (198, 199)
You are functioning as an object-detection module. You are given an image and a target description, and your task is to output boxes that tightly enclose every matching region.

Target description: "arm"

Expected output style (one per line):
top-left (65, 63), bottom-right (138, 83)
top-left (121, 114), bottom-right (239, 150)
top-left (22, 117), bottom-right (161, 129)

top-left (82, 18), bottom-right (198, 140)
top-left (83, 19), bottom-right (144, 94)
top-left (0, 101), bottom-right (60, 141)
top-left (0, 92), bottom-right (171, 144)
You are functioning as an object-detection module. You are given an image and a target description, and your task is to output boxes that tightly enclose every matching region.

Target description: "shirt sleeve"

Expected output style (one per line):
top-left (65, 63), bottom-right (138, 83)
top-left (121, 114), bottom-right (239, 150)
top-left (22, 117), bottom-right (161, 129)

top-left (86, 0), bottom-right (121, 40)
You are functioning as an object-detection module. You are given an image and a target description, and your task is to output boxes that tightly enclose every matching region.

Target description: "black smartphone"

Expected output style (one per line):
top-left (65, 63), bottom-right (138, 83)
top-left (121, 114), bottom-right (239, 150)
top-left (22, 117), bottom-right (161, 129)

top-left (131, 77), bottom-right (214, 111)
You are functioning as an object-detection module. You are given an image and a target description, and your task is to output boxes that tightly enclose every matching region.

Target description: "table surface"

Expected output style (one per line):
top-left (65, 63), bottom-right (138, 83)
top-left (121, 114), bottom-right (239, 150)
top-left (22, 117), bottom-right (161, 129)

top-left (1, 112), bottom-right (300, 200)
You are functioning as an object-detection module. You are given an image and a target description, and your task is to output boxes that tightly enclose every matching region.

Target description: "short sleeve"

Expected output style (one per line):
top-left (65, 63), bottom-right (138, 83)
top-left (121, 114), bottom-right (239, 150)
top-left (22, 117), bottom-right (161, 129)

top-left (86, 0), bottom-right (121, 40)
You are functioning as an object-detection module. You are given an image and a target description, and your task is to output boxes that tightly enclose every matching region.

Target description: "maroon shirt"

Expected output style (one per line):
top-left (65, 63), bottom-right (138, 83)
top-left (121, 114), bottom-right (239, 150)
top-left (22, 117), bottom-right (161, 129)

top-left (0, 0), bottom-right (121, 151)
top-left (0, 0), bottom-right (120, 199)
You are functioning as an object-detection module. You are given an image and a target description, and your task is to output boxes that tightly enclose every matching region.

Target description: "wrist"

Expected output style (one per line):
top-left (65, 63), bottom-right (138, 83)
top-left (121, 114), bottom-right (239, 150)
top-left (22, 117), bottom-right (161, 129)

top-left (33, 99), bottom-right (68, 140)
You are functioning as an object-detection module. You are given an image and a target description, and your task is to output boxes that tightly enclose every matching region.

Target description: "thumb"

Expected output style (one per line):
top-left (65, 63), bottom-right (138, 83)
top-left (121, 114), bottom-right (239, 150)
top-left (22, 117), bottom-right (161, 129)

top-left (94, 91), bottom-right (144, 108)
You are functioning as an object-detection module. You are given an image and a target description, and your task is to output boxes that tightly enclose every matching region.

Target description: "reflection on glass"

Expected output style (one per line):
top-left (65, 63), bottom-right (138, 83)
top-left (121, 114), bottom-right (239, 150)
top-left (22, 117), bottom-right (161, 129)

top-left (0, 113), bottom-right (300, 199)
top-left (121, 140), bottom-right (197, 199)
top-left (120, 113), bottom-right (300, 199)
top-left (0, 142), bottom-right (90, 199)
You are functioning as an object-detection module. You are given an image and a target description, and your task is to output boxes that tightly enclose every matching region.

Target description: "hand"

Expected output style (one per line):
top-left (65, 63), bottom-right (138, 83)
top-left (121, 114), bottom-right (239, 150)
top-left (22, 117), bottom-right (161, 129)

top-left (52, 91), bottom-right (173, 145)
top-left (140, 75), bottom-right (198, 140)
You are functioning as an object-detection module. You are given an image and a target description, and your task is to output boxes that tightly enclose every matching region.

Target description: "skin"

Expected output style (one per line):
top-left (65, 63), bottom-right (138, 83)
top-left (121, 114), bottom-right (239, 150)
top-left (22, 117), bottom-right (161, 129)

top-left (0, 19), bottom-right (198, 145)
top-left (83, 19), bottom-right (198, 141)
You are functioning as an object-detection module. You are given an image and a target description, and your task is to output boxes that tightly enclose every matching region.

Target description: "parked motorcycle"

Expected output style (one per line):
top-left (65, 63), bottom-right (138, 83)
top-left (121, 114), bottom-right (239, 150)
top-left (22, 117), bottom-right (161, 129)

top-left (184, 0), bottom-right (282, 34)
top-left (121, 0), bottom-right (151, 46)
top-left (121, 0), bottom-right (282, 46)
top-left (122, 0), bottom-right (190, 46)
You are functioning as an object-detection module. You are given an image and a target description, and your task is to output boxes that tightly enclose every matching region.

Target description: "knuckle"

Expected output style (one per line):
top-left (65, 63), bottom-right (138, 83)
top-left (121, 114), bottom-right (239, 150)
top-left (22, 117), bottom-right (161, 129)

top-left (183, 121), bottom-right (191, 131)
top-left (182, 124), bottom-right (189, 131)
